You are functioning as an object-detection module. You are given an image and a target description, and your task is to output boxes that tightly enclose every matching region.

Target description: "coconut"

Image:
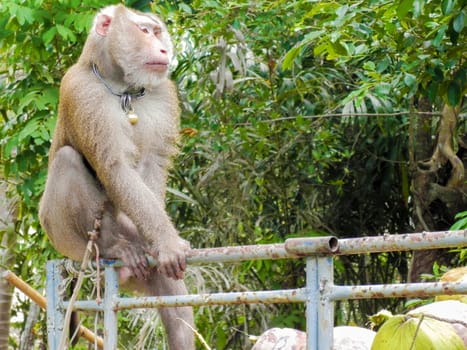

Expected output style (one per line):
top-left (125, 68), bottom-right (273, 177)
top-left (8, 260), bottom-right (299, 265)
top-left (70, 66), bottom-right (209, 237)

top-left (371, 314), bottom-right (464, 350)
top-left (408, 300), bottom-right (467, 347)
top-left (333, 326), bottom-right (375, 350)
top-left (435, 267), bottom-right (467, 303)
top-left (251, 326), bottom-right (375, 350)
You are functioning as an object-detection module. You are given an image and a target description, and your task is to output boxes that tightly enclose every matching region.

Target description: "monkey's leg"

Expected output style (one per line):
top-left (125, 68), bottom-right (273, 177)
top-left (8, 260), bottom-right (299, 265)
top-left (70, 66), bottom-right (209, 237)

top-left (40, 146), bottom-right (148, 279)
top-left (40, 146), bottom-right (101, 260)
top-left (145, 272), bottom-right (195, 350)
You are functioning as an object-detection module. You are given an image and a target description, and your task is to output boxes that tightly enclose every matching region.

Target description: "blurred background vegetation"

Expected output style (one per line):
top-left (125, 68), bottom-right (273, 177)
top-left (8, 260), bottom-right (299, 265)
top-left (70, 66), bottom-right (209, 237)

top-left (0, 0), bottom-right (466, 348)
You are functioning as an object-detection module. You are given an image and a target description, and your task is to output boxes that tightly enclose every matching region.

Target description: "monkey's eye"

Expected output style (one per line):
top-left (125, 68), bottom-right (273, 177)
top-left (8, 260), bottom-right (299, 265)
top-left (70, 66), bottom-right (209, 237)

top-left (139, 25), bottom-right (151, 34)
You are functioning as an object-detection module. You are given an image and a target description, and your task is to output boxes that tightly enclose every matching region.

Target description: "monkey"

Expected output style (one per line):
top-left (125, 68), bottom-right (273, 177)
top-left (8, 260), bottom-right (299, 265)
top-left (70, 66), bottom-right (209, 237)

top-left (38, 5), bottom-right (194, 349)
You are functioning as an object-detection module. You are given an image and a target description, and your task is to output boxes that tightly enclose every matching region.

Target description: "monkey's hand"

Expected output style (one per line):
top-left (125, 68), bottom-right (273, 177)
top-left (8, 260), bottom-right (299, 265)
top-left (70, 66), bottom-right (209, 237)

top-left (103, 239), bottom-right (150, 281)
top-left (151, 236), bottom-right (190, 280)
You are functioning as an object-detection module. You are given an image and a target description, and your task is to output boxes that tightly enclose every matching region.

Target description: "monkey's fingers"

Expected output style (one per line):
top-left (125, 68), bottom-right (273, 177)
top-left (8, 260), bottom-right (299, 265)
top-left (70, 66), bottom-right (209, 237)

top-left (132, 256), bottom-right (150, 281)
top-left (156, 254), bottom-right (181, 280)
top-left (157, 260), bottom-right (176, 280)
top-left (122, 249), bottom-right (149, 281)
top-left (178, 255), bottom-right (187, 273)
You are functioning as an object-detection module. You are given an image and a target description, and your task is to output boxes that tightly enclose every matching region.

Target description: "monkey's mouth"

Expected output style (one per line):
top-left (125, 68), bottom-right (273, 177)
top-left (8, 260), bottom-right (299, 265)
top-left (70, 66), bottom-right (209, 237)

top-left (145, 61), bottom-right (169, 72)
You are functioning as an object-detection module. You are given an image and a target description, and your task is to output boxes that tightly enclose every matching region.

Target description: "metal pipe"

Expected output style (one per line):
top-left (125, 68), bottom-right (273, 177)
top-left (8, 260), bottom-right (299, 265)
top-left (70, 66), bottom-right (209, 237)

top-left (95, 231), bottom-right (465, 268)
top-left (318, 257), bottom-right (334, 350)
top-left (336, 230), bottom-right (466, 255)
top-left (46, 260), bottom-right (65, 350)
top-left (113, 289), bottom-right (307, 310)
top-left (103, 266), bottom-right (119, 350)
top-left (305, 258), bottom-right (319, 350)
top-left (65, 280), bottom-right (467, 311)
top-left (285, 236), bottom-right (339, 255)
top-left (332, 281), bottom-right (467, 300)
top-left (97, 236), bottom-right (340, 269)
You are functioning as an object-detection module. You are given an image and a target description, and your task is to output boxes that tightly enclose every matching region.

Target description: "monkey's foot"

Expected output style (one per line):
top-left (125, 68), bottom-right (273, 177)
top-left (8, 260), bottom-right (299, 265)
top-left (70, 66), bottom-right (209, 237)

top-left (102, 240), bottom-right (150, 280)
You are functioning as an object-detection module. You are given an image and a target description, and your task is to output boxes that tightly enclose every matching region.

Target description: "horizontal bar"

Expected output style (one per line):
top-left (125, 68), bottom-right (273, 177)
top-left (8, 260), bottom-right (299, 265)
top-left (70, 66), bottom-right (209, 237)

top-left (65, 281), bottom-right (467, 311)
top-left (99, 236), bottom-right (339, 268)
top-left (336, 230), bottom-right (466, 256)
top-left (99, 243), bottom-right (293, 269)
top-left (114, 289), bottom-right (307, 310)
top-left (66, 289), bottom-right (307, 311)
top-left (186, 243), bottom-right (293, 264)
top-left (284, 236), bottom-right (339, 255)
top-left (98, 230), bottom-right (466, 269)
top-left (64, 300), bottom-right (104, 312)
top-left (332, 281), bottom-right (467, 301)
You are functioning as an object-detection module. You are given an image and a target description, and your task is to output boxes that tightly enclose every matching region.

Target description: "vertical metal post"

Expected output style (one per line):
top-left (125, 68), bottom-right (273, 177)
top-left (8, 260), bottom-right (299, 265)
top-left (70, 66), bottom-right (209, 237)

top-left (306, 257), bottom-right (319, 349)
top-left (317, 256), bottom-right (334, 350)
top-left (103, 264), bottom-right (119, 349)
top-left (46, 260), bottom-right (65, 350)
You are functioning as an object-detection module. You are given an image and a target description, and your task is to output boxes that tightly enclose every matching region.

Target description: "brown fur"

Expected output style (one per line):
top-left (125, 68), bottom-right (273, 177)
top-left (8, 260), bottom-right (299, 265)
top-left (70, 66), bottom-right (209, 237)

top-left (39, 5), bottom-right (194, 349)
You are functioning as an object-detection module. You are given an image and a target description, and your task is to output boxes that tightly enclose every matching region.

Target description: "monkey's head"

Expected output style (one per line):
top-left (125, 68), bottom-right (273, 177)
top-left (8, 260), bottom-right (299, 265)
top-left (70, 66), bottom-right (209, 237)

top-left (88, 5), bottom-right (174, 89)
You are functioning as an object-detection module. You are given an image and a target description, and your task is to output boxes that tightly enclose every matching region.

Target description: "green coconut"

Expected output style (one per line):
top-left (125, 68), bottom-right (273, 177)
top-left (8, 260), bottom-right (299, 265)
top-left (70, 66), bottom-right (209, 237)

top-left (436, 267), bottom-right (467, 303)
top-left (371, 314), bottom-right (464, 350)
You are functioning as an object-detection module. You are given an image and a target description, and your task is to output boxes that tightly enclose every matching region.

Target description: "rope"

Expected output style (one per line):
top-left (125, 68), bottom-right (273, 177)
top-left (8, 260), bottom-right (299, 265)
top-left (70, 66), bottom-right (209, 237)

top-left (58, 211), bottom-right (103, 349)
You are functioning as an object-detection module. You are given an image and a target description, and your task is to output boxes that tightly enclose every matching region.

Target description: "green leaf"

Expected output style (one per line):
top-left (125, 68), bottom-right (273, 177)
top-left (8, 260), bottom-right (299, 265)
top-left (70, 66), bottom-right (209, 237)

top-left (18, 90), bottom-right (40, 111)
top-left (336, 5), bottom-right (349, 19)
top-left (330, 41), bottom-right (348, 56)
top-left (442, 0), bottom-right (455, 15)
top-left (178, 3), bottom-right (193, 14)
top-left (42, 27), bottom-right (57, 45)
top-left (282, 46), bottom-right (301, 70)
top-left (376, 58), bottom-right (390, 73)
top-left (397, 0), bottom-right (413, 20)
top-left (447, 81), bottom-right (461, 106)
top-left (18, 119), bottom-right (40, 142)
top-left (453, 67), bottom-right (466, 87)
top-left (15, 6), bottom-right (35, 25)
top-left (3, 135), bottom-right (19, 158)
top-left (73, 12), bottom-right (93, 33)
top-left (427, 82), bottom-right (439, 102)
top-left (282, 30), bottom-right (325, 70)
top-left (453, 11), bottom-right (465, 33)
top-left (35, 88), bottom-right (59, 110)
top-left (451, 216), bottom-right (467, 230)
top-left (432, 24), bottom-right (448, 47)
top-left (374, 83), bottom-right (392, 97)
top-left (363, 61), bottom-right (376, 71)
top-left (404, 73), bottom-right (416, 87)
top-left (56, 24), bottom-right (77, 42)
top-left (413, 0), bottom-right (426, 18)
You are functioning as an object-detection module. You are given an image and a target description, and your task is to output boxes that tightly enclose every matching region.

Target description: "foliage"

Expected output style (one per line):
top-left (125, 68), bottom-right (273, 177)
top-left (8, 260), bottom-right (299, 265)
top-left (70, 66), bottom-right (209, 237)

top-left (451, 211), bottom-right (467, 230)
top-left (0, 0), bottom-right (466, 349)
top-left (283, 0), bottom-right (466, 107)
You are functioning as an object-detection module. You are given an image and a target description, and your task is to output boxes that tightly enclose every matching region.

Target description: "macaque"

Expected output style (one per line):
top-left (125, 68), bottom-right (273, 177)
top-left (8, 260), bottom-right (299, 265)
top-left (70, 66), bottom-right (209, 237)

top-left (38, 5), bottom-right (194, 349)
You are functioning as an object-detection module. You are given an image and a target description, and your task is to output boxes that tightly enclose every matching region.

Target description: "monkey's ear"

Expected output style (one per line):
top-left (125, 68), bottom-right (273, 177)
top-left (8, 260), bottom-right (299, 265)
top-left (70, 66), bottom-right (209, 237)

top-left (95, 14), bottom-right (112, 37)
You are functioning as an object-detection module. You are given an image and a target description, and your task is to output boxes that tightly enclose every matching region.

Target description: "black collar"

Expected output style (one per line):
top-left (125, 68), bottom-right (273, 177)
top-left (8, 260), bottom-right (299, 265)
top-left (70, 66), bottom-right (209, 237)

top-left (91, 62), bottom-right (145, 114)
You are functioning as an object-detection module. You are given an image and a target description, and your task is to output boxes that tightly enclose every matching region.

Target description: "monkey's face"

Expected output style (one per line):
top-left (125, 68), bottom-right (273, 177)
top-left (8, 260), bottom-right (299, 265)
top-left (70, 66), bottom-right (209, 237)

top-left (95, 5), bottom-right (174, 89)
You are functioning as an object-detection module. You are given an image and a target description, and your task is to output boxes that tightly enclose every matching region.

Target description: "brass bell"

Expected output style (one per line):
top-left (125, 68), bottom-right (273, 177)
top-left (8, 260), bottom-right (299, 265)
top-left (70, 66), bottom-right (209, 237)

top-left (127, 109), bottom-right (138, 125)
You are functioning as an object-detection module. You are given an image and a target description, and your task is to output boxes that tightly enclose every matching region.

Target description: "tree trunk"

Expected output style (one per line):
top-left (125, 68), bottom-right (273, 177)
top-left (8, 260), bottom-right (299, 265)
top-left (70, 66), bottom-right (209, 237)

top-left (19, 302), bottom-right (40, 350)
top-left (0, 181), bottom-right (17, 350)
top-left (409, 101), bottom-right (467, 282)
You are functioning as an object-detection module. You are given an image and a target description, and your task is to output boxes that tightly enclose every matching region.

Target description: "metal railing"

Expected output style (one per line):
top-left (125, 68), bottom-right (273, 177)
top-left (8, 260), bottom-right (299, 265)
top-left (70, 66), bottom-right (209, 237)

top-left (46, 230), bottom-right (467, 349)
